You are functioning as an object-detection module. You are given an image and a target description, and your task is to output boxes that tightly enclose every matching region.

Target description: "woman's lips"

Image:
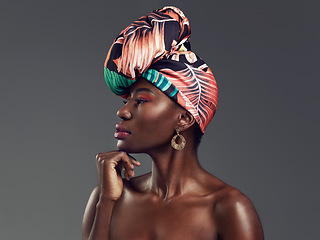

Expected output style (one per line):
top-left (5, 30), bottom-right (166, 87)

top-left (114, 124), bottom-right (131, 140)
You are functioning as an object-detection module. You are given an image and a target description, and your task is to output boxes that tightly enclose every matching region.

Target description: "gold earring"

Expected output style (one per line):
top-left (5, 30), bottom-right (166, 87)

top-left (171, 129), bottom-right (186, 150)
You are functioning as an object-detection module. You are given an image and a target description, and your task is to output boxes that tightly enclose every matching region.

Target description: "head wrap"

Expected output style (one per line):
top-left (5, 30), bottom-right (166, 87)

top-left (104, 6), bottom-right (218, 133)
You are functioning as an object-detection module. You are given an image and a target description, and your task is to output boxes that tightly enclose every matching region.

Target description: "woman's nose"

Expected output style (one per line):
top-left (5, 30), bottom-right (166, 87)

top-left (117, 103), bottom-right (132, 120)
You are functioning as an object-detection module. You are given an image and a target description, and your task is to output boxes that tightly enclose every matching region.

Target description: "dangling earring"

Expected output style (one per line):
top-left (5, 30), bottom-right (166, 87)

top-left (171, 129), bottom-right (186, 150)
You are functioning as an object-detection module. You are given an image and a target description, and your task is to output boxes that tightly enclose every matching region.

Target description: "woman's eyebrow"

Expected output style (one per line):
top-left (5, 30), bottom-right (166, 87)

top-left (134, 88), bottom-right (155, 96)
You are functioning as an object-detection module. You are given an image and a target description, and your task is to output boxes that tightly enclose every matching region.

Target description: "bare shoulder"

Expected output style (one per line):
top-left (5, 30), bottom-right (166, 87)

top-left (123, 172), bottom-right (152, 193)
top-left (215, 184), bottom-right (253, 209)
top-left (207, 178), bottom-right (264, 240)
top-left (200, 172), bottom-right (254, 208)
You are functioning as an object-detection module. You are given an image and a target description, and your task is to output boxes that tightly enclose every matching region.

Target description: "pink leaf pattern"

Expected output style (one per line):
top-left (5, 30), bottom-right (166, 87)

top-left (104, 6), bottom-right (218, 132)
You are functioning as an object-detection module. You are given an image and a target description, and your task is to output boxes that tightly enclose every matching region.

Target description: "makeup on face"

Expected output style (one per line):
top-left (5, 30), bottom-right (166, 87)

top-left (114, 78), bottom-right (181, 153)
top-left (133, 88), bottom-right (155, 100)
top-left (125, 88), bottom-right (156, 105)
top-left (114, 123), bottom-right (131, 140)
top-left (115, 88), bottom-right (155, 140)
top-left (135, 94), bottom-right (153, 103)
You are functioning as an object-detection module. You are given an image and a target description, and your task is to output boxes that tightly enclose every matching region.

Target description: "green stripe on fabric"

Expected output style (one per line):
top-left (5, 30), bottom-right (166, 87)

top-left (145, 70), bottom-right (153, 83)
top-left (157, 77), bottom-right (168, 90)
top-left (155, 77), bottom-right (163, 88)
top-left (169, 88), bottom-right (179, 97)
top-left (143, 69), bottom-right (164, 89)
top-left (161, 81), bottom-right (171, 92)
top-left (104, 67), bottom-right (135, 95)
top-left (143, 69), bottom-right (179, 98)
top-left (143, 69), bottom-right (157, 83)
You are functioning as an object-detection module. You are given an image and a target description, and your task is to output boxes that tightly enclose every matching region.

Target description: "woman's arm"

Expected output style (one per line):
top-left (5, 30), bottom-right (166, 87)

top-left (215, 188), bottom-right (264, 240)
top-left (82, 152), bottom-right (140, 240)
top-left (82, 186), bottom-right (100, 239)
top-left (82, 186), bottom-right (117, 240)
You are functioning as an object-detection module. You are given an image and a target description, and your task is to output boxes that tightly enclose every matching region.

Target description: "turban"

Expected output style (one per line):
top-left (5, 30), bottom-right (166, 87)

top-left (104, 6), bottom-right (218, 133)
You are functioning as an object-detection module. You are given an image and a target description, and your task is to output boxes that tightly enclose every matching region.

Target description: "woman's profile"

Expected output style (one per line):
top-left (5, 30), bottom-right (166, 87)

top-left (82, 6), bottom-right (264, 240)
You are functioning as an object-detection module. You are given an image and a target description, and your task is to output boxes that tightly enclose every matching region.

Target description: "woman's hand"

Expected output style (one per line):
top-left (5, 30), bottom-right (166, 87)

top-left (96, 151), bottom-right (141, 201)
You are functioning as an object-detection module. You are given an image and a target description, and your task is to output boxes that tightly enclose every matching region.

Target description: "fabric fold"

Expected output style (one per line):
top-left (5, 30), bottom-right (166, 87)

top-left (104, 6), bottom-right (218, 133)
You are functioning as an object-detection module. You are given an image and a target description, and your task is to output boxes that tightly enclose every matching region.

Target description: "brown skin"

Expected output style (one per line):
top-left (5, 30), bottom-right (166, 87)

top-left (82, 78), bottom-right (264, 240)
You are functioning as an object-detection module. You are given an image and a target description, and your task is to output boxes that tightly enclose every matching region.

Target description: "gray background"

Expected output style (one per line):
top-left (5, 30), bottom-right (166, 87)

top-left (0, 0), bottom-right (319, 239)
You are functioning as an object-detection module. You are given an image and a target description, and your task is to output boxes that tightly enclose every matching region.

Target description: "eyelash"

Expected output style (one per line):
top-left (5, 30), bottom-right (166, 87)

top-left (135, 99), bottom-right (147, 105)
top-left (123, 99), bottom-right (148, 105)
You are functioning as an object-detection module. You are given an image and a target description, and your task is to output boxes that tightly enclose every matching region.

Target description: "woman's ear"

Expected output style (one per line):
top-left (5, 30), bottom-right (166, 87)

top-left (177, 110), bottom-right (195, 131)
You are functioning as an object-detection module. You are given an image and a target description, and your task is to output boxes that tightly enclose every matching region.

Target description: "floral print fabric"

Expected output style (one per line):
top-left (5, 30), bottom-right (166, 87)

top-left (104, 6), bottom-right (218, 132)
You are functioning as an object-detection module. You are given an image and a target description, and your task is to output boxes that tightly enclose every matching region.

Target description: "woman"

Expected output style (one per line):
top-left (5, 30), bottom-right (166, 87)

top-left (82, 6), bottom-right (264, 240)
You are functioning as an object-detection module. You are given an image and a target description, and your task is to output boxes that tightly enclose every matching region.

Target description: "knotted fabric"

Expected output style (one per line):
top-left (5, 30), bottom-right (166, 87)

top-left (104, 6), bottom-right (218, 133)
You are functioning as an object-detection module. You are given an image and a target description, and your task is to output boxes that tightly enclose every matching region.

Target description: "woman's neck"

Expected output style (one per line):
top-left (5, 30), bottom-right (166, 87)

top-left (147, 145), bottom-right (205, 200)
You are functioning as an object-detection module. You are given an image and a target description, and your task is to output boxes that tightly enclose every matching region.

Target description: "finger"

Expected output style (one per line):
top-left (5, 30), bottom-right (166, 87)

top-left (118, 152), bottom-right (136, 168)
top-left (124, 167), bottom-right (134, 179)
top-left (96, 154), bottom-right (100, 165)
top-left (127, 154), bottom-right (141, 166)
top-left (97, 151), bottom-right (138, 166)
top-left (96, 153), bottom-right (103, 164)
top-left (96, 154), bottom-right (105, 170)
top-left (96, 154), bottom-right (103, 181)
top-left (123, 169), bottom-right (129, 180)
top-left (99, 153), bottom-right (122, 169)
top-left (115, 161), bottom-right (123, 175)
top-left (120, 153), bottom-right (140, 178)
top-left (96, 152), bottom-right (137, 179)
top-left (123, 164), bottom-right (134, 178)
top-left (99, 160), bottom-right (105, 188)
top-left (121, 159), bottom-right (135, 178)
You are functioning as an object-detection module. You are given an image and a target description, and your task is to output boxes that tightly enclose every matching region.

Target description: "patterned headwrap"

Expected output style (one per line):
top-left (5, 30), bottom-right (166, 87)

top-left (104, 6), bottom-right (218, 133)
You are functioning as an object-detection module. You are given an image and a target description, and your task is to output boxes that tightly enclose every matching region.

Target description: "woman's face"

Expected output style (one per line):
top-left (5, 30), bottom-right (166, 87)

top-left (114, 78), bottom-right (180, 153)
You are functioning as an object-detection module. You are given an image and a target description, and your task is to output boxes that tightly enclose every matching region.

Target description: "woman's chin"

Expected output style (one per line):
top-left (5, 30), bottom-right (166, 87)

top-left (116, 142), bottom-right (145, 154)
top-left (117, 141), bottom-right (134, 153)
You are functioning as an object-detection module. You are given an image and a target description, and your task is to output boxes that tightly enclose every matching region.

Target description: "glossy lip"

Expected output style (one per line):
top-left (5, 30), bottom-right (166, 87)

top-left (114, 124), bottom-right (131, 140)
